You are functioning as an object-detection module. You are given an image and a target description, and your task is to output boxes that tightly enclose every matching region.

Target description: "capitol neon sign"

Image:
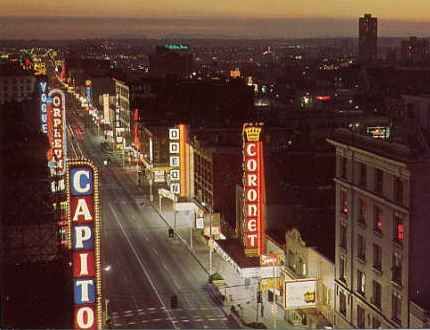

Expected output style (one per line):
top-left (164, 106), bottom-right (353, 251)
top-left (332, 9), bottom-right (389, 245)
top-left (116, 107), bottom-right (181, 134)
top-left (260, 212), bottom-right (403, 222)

top-left (67, 160), bottom-right (103, 330)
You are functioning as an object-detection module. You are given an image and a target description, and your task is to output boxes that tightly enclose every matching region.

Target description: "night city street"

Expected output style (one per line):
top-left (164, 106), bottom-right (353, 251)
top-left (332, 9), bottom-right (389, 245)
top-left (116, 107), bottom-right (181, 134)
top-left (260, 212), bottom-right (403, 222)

top-left (3, 1), bottom-right (430, 329)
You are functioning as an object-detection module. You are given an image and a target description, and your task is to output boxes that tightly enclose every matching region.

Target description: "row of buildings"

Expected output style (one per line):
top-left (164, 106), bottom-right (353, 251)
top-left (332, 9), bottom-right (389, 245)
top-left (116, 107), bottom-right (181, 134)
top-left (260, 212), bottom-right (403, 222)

top-left (60, 55), bottom-right (430, 327)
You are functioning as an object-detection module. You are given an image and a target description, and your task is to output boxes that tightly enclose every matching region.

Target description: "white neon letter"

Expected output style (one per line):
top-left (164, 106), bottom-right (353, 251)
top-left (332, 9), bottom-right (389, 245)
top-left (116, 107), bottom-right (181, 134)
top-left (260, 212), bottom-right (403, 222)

top-left (76, 306), bottom-right (95, 329)
top-left (246, 143), bottom-right (257, 156)
top-left (74, 226), bottom-right (92, 249)
top-left (76, 279), bottom-right (93, 303)
top-left (73, 170), bottom-right (91, 194)
top-left (73, 199), bottom-right (93, 221)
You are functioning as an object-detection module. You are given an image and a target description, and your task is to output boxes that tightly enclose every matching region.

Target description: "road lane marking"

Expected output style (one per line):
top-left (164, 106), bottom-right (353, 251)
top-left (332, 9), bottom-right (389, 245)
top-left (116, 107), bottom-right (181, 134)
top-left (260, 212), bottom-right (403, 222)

top-left (109, 205), bottom-right (179, 330)
top-left (152, 247), bottom-right (159, 256)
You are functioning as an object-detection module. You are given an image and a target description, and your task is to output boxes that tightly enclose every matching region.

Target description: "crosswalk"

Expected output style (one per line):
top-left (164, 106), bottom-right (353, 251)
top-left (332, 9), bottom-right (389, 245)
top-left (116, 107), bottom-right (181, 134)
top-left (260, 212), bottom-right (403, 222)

top-left (111, 305), bottom-right (229, 328)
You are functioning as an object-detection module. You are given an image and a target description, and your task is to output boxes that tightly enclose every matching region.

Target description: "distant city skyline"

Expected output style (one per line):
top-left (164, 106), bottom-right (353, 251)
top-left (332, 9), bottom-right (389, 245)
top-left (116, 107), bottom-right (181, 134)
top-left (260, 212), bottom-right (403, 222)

top-left (2, 16), bottom-right (430, 40)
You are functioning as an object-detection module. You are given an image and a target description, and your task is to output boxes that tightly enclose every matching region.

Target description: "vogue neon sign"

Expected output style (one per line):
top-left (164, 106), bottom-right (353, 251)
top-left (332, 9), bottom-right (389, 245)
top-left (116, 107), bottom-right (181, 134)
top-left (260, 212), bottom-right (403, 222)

top-left (39, 80), bottom-right (48, 134)
top-left (242, 123), bottom-right (266, 256)
top-left (67, 160), bottom-right (102, 330)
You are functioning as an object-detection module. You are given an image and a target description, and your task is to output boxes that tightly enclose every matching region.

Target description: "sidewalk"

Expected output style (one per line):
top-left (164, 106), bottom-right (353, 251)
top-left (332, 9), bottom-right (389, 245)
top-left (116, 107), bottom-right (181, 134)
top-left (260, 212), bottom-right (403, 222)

top-left (143, 187), bottom-right (291, 329)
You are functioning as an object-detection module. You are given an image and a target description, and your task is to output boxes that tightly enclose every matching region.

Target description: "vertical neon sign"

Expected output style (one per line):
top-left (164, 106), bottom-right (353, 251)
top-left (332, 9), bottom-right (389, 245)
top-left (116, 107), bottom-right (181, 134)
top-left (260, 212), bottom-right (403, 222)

top-left (169, 127), bottom-right (180, 195)
top-left (47, 89), bottom-right (67, 176)
top-left (67, 160), bottom-right (102, 330)
top-left (242, 123), bottom-right (266, 256)
top-left (39, 79), bottom-right (48, 134)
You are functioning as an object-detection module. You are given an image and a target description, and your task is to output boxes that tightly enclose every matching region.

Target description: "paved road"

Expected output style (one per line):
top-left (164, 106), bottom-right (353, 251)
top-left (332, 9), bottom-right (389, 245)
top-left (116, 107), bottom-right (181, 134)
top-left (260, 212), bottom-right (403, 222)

top-left (66, 100), bottom-right (238, 329)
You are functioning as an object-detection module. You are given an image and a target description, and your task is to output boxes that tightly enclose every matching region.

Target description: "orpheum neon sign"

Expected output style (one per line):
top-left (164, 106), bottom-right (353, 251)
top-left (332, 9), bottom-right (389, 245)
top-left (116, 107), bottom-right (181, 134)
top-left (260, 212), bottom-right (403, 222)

top-left (47, 89), bottom-right (67, 176)
top-left (67, 160), bottom-right (102, 330)
top-left (242, 123), bottom-right (266, 257)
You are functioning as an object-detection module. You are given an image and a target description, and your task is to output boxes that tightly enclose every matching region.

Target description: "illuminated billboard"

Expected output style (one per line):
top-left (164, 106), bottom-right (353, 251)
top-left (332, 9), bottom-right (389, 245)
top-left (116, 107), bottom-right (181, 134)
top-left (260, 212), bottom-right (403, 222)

top-left (47, 89), bottom-right (67, 176)
top-left (39, 79), bottom-right (48, 134)
top-left (366, 126), bottom-right (391, 139)
top-left (242, 123), bottom-right (266, 257)
top-left (67, 160), bottom-right (103, 330)
top-left (284, 279), bottom-right (317, 309)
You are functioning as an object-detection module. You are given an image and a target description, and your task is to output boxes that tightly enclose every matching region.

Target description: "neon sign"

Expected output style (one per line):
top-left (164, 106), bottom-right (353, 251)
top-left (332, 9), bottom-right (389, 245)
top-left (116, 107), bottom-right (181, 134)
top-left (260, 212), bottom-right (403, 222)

top-left (169, 128), bottom-right (180, 195)
top-left (242, 123), bottom-right (266, 256)
top-left (47, 89), bottom-right (67, 176)
top-left (67, 160), bottom-right (102, 330)
top-left (39, 79), bottom-right (48, 134)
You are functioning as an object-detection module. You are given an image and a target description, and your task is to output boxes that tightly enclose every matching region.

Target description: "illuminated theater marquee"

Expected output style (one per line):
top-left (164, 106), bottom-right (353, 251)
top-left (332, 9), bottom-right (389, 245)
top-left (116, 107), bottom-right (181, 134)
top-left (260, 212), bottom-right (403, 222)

top-left (243, 123), bottom-right (266, 257)
top-left (67, 160), bottom-right (102, 330)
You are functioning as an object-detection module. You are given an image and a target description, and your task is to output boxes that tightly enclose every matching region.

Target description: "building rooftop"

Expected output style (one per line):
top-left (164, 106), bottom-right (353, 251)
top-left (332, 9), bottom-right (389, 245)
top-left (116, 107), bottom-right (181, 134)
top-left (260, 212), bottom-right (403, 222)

top-left (216, 239), bottom-right (260, 268)
top-left (328, 128), bottom-right (430, 163)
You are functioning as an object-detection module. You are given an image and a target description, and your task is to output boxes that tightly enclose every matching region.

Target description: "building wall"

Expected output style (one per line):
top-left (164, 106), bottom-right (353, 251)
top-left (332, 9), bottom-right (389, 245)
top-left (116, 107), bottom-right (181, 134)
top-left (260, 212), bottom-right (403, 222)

top-left (0, 75), bottom-right (36, 104)
top-left (114, 79), bottom-right (131, 147)
top-left (284, 228), bottom-right (335, 327)
top-left (330, 139), bottom-right (412, 328)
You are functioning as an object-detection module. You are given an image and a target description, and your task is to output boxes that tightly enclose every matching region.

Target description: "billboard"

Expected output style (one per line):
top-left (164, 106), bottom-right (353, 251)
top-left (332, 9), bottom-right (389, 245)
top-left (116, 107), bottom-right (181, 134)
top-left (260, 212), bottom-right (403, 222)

top-left (242, 123), bottom-right (266, 256)
top-left (67, 160), bottom-right (103, 330)
top-left (39, 79), bottom-right (48, 134)
top-left (366, 126), bottom-right (391, 139)
top-left (47, 89), bottom-right (67, 176)
top-left (284, 279), bottom-right (317, 309)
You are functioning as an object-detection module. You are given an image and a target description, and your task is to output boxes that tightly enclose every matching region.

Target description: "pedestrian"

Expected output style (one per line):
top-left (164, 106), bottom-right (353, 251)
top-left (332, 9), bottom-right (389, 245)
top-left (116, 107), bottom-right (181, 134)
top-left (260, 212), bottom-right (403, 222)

top-left (261, 304), bottom-right (264, 318)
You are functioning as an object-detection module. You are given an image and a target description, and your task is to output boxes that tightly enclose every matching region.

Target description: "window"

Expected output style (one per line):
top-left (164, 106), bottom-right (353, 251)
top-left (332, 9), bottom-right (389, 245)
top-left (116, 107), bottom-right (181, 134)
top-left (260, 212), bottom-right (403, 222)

top-left (357, 234), bottom-right (366, 261)
top-left (372, 317), bottom-right (381, 329)
top-left (340, 156), bottom-right (347, 179)
top-left (358, 198), bottom-right (367, 225)
top-left (357, 270), bottom-right (366, 296)
top-left (360, 163), bottom-right (367, 187)
top-left (372, 280), bottom-right (382, 309)
top-left (340, 190), bottom-right (349, 215)
top-left (373, 206), bottom-right (383, 234)
top-left (339, 256), bottom-right (346, 282)
top-left (340, 224), bottom-right (347, 249)
top-left (393, 214), bottom-right (404, 243)
top-left (392, 252), bottom-right (402, 285)
top-left (373, 244), bottom-right (382, 271)
top-left (339, 291), bottom-right (347, 317)
top-left (357, 305), bottom-right (366, 328)
top-left (375, 169), bottom-right (383, 194)
top-left (392, 291), bottom-right (402, 323)
top-left (393, 177), bottom-right (403, 204)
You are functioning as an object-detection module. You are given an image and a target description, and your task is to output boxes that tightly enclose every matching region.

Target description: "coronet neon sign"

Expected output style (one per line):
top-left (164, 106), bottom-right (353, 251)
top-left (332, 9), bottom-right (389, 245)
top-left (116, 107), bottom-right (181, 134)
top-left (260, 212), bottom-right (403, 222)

top-left (67, 160), bottom-right (102, 330)
top-left (242, 123), bottom-right (266, 257)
